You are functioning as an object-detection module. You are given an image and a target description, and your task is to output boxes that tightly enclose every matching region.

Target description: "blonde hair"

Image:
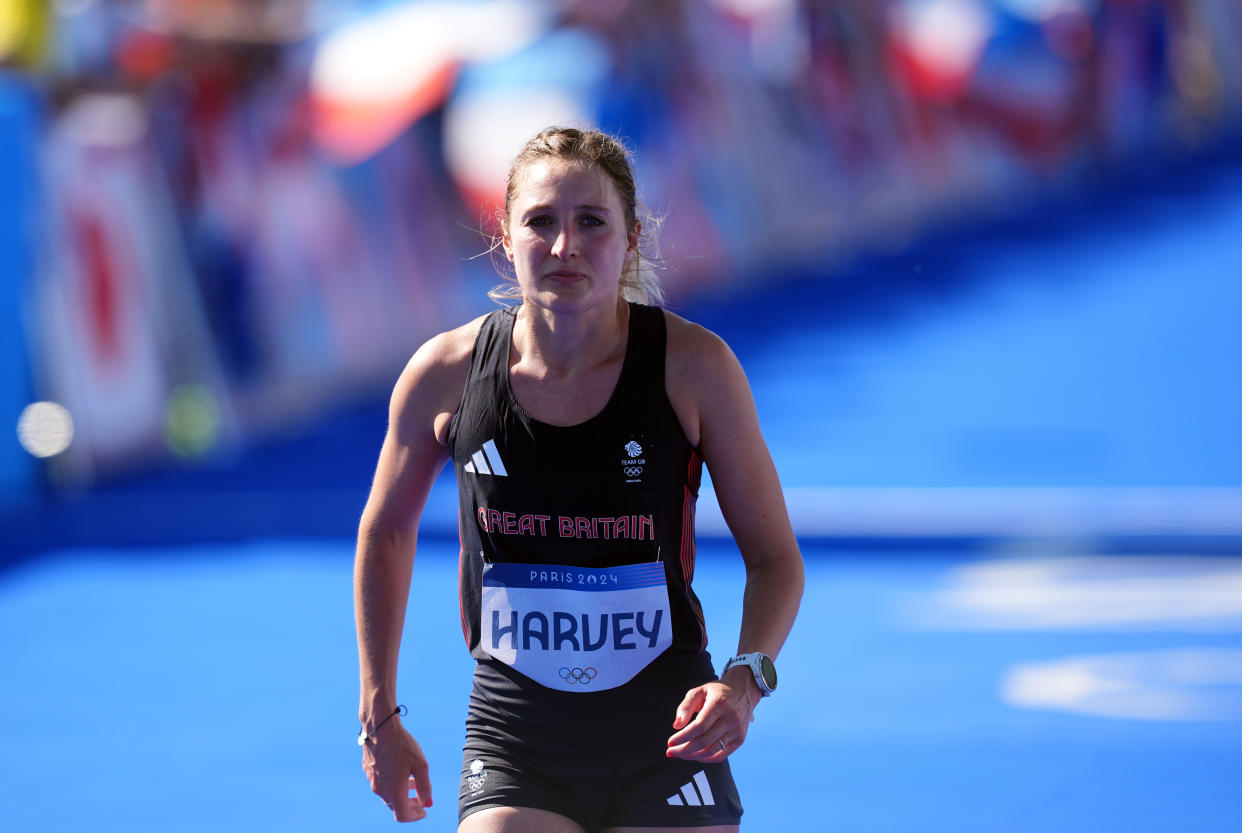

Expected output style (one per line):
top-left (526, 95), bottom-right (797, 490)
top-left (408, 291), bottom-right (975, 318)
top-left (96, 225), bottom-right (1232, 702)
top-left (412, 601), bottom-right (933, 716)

top-left (488, 126), bottom-right (664, 307)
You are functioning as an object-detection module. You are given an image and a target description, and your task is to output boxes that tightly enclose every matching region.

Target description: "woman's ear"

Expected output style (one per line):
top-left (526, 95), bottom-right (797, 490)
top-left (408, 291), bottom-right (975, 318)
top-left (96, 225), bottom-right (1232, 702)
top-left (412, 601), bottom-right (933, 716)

top-left (625, 222), bottom-right (641, 261)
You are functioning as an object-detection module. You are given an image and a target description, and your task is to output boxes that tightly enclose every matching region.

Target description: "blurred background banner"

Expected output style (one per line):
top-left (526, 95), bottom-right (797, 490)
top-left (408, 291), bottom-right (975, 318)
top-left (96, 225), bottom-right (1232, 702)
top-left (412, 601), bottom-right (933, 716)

top-left (2, 0), bottom-right (1241, 547)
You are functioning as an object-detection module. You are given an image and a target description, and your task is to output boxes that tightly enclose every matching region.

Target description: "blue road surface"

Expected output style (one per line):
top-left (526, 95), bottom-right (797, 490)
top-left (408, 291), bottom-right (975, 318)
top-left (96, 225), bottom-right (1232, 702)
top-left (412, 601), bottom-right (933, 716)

top-left (700, 156), bottom-right (1242, 492)
top-left (1, 541), bottom-right (1240, 832)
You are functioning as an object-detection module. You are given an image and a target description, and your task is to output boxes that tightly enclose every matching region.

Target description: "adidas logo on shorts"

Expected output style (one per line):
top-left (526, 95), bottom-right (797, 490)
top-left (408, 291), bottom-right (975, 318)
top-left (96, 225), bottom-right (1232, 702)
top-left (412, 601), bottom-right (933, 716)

top-left (666, 771), bottom-right (715, 806)
top-left (463, 439), bottom-right (508, 476)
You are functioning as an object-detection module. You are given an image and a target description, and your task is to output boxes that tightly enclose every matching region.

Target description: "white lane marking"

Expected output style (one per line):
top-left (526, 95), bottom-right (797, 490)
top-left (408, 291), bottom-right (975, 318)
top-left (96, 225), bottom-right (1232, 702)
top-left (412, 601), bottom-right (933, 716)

top-left (903, 556), bottom-right (1242, 630)
top-left (694, 487), bottom-right (1242, 538)
top-left (1002, 649), bottom-right (1242, 721)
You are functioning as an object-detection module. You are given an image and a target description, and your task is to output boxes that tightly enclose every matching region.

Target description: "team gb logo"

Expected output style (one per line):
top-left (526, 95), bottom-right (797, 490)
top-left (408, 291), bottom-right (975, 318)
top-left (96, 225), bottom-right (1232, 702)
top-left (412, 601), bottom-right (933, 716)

top-left (622, 440), bottom-right (645, 483)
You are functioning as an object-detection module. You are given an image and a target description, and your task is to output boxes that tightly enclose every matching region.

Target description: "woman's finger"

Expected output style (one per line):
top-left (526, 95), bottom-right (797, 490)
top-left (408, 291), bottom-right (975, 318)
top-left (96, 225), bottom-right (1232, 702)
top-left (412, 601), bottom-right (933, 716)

top-left (671, 685), bottom-right (707, 730)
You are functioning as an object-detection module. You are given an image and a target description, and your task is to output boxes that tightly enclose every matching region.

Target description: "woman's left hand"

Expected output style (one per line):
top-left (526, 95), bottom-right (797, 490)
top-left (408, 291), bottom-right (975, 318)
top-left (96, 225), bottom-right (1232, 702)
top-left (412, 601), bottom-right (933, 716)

top-left (665, 674), bottom-right (757, 762)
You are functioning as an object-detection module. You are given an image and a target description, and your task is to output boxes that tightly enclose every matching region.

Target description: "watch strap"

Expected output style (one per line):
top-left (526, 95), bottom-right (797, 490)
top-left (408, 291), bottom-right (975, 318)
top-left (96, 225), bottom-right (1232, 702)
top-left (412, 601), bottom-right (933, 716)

top-left (723, 652), bottom-right (775, 696)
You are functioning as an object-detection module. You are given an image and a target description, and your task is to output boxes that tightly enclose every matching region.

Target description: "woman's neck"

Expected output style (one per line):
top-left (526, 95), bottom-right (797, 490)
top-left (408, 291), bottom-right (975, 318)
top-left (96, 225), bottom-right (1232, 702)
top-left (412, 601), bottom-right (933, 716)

top-left (513, 295), bottom-right (630, 378)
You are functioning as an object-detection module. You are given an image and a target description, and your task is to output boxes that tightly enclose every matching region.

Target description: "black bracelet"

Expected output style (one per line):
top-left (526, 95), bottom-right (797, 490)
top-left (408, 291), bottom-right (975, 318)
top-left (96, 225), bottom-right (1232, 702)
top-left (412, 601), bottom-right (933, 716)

top-left (357, 704), bottom-right (406, 746)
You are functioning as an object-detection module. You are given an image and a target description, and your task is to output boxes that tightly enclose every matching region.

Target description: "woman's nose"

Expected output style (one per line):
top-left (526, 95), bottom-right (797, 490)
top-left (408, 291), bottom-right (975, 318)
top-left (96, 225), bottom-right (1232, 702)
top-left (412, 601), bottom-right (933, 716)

top-left (550, 225), bottom-right (576, 258)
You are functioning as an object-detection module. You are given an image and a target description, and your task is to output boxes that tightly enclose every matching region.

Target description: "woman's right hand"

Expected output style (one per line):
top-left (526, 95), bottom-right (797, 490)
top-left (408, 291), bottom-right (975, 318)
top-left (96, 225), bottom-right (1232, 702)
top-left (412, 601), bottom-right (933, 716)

top-left (362, 722), bottom-right (433, 822)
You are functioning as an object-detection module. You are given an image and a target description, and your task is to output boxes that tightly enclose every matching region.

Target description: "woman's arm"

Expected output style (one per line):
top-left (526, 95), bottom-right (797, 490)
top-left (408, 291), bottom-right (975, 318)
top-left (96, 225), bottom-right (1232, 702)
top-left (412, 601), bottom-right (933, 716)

top-left (664, 315), bottom-right (805, 762)
top-left (354, 323), bottom-right (476, 822)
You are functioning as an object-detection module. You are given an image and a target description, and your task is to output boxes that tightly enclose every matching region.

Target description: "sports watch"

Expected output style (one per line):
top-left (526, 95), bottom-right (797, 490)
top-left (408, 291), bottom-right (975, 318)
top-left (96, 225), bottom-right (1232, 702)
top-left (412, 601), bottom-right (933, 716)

top-left (722, 652), bottom-right (777, 697)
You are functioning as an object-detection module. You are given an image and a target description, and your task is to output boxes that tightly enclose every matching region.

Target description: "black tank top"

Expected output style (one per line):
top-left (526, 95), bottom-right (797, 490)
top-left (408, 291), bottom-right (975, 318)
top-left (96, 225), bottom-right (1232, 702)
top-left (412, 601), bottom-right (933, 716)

top-left (448, 302), bottom-right (708, 663)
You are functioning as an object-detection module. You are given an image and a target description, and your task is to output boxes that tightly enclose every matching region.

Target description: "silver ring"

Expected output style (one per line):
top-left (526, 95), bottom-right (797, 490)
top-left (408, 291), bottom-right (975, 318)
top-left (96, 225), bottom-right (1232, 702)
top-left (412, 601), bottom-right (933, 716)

top-left (717, 738), bottom-right (727, 753)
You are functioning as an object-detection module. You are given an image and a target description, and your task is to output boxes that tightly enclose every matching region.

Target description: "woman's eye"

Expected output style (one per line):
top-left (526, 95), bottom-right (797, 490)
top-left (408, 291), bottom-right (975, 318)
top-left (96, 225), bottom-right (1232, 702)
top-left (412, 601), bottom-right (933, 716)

top-left (527, 216), bottom-right (552, 227)
top-left (580, 216), bottom-right (604, 227)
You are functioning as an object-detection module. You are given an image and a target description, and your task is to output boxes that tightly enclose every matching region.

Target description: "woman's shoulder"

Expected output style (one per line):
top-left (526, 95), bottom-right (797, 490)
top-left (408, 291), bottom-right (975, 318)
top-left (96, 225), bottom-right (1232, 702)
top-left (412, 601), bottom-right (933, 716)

top-left (660, 308), bottom-right (739, 381)
top-left (658, 309), bottom-right (749, 449)
top-left (390, 312), bottom-right (491, 419)
top-left (414, 312), bottom-right (492, 372)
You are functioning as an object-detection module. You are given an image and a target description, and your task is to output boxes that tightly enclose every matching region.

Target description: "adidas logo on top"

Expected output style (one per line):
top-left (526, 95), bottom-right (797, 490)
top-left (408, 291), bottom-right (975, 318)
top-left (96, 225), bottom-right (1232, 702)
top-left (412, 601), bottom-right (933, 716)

top-left (667, 771), bottom-right (715, 807)
top-left (464, 439), bottom-right (508, 476)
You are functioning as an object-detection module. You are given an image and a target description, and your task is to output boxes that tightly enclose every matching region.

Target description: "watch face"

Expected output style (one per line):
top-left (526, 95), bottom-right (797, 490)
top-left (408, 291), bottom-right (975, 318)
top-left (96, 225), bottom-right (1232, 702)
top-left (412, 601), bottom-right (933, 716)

top-left (760, 655), bottom-right (777, 691)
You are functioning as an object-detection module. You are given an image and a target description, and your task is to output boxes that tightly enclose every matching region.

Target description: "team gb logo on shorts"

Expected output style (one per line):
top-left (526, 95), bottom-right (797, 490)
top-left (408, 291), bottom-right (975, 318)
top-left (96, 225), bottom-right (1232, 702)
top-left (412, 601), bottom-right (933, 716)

top-left (467, 759), bottom-right (487, 796)
top-left (622, 439), bottom-right (645, 483)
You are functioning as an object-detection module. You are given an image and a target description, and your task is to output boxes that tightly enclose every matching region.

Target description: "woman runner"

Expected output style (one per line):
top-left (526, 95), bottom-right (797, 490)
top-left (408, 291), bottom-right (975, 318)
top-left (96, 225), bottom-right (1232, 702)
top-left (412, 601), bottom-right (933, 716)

top-left (355, 126), bottom-right (804, 832)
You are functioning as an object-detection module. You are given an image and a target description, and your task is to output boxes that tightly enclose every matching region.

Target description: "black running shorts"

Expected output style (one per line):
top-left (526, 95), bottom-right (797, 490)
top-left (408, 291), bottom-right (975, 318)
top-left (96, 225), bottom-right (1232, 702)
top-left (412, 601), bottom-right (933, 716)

top-left (458, 652), bottom-right (744, 831)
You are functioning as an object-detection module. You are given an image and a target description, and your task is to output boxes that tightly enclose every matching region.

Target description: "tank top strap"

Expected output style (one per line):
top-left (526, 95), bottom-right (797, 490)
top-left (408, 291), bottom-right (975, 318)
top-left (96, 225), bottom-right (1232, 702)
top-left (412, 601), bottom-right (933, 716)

top-left (469, 305), bottom-right (517, 382)
top-left (449, 306), bottom-right (516, 457)
top-left (615, 302), bottom-right (667, 403)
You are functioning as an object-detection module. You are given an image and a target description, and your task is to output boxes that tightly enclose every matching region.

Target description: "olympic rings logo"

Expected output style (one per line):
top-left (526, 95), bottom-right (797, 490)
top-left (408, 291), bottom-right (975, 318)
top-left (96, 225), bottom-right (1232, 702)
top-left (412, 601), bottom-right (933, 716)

top-left (559, 666), bottom-right (598, 685)
top-left (624, 466), bottom-right (643, 477)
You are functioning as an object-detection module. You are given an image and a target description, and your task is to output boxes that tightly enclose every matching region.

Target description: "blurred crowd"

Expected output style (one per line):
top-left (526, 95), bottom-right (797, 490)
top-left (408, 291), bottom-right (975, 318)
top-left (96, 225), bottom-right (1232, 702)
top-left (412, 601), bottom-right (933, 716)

top-left (2, 0), bottom-right (1240, 494)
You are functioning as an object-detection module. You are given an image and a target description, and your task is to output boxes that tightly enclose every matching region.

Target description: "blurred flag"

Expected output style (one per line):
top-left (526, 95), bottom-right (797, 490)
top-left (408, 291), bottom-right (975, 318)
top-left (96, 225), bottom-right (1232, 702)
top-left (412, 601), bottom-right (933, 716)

top-left (888, 0), bottom-right (994, 100)
top-left (32, 92), bottom-right (230, 483)
top-left (310, 0), bottom-right (552, 164)
top-left (443, 25), bottom-right (610, 219)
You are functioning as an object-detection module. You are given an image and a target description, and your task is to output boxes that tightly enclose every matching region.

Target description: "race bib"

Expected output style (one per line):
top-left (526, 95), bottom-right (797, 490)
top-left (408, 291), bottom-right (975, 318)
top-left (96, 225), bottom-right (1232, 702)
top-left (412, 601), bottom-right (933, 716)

top-left (480, 561), bottom-right (673, 692)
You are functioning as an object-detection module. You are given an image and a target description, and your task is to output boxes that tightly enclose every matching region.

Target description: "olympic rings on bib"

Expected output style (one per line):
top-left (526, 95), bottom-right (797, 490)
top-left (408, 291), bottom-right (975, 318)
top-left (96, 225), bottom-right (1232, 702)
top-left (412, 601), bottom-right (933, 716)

top-left (558, 666), bottom-right (598, 685)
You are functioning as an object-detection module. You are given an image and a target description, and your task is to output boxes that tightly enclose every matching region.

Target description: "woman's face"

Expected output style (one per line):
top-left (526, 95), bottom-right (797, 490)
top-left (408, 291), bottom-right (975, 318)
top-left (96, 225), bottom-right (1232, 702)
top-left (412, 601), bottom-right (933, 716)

top-left (503, 158), bottom-right (637, 314)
